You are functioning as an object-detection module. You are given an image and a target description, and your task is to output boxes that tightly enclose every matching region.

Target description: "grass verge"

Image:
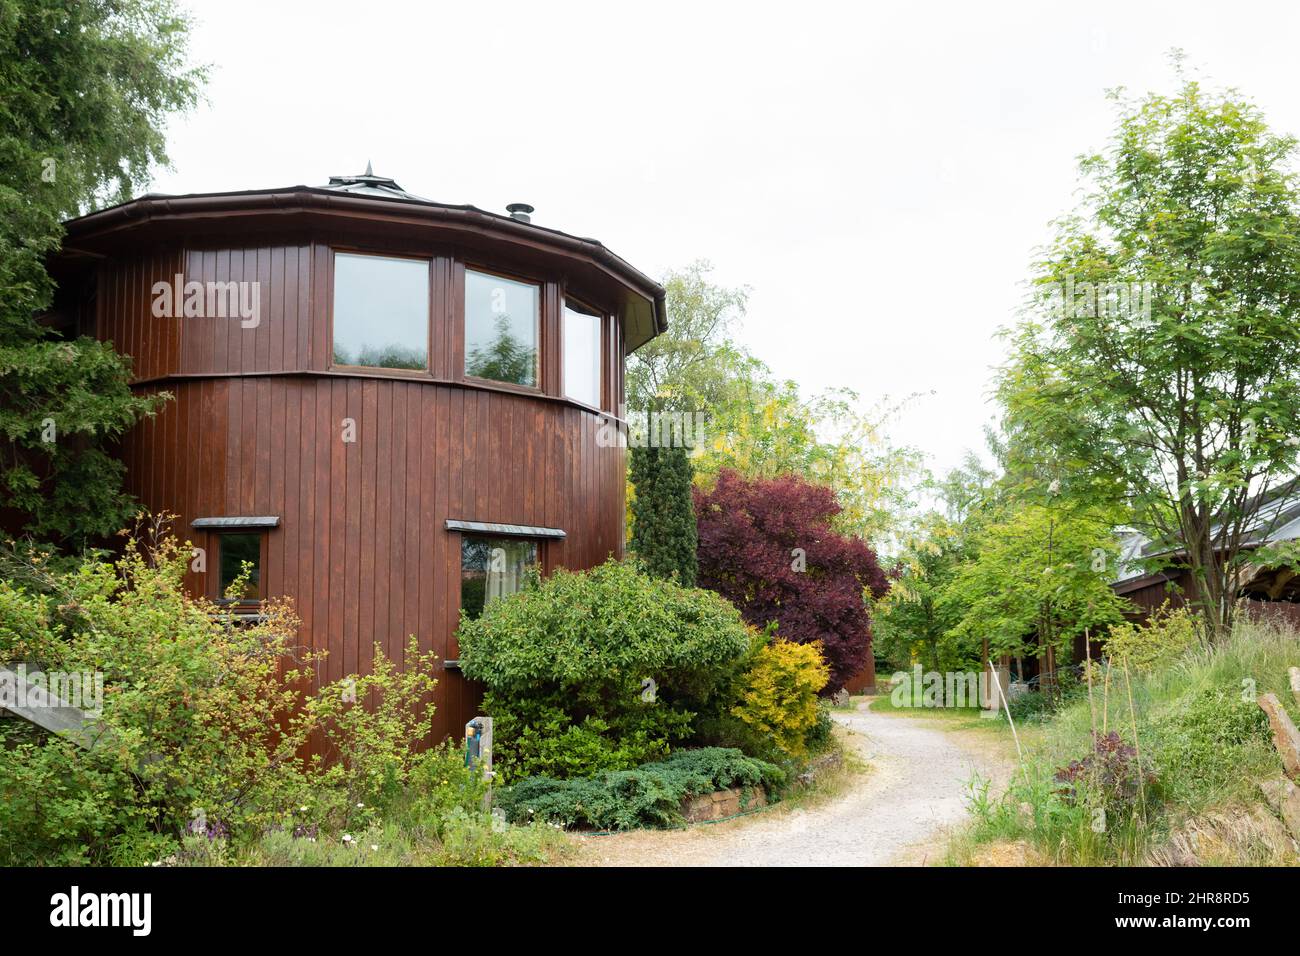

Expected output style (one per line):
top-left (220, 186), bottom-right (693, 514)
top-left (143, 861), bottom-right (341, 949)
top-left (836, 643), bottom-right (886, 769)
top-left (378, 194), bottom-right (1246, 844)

top-left (944, 617), bottom-right (1300, 866)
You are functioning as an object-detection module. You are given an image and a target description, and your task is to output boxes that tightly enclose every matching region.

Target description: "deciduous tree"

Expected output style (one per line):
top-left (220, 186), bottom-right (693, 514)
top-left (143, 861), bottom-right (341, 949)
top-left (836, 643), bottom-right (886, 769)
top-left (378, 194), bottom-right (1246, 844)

top-left (694, 469), bottom-right (890, 691)
top-left (999, 66), bottom-right (1300, 639)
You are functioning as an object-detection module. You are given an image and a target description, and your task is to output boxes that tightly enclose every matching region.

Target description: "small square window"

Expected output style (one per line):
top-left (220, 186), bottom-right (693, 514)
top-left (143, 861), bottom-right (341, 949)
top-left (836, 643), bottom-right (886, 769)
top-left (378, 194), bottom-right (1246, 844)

top-left (332, 252), bottom-right (430, 370)
top-left (465, 269), bottom-right (539, 387)
top-left (218, 533), bottom-right (262, 601)
top-left (460, 536), bottom-right (539, 619)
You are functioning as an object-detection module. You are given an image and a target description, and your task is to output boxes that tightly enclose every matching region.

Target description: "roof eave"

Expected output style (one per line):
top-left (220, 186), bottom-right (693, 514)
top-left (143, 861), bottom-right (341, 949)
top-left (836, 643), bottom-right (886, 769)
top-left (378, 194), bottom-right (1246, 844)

top-left (61, 186), bottom-right (668, 352)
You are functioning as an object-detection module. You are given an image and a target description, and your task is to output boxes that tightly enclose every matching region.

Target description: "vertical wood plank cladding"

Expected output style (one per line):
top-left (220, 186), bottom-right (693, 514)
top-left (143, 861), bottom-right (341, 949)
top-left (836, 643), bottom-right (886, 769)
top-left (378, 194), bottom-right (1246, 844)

top-left (449, 260), bottom-right (466, 382)
top-left (295, 244), bottom-right (311, 376)
top-left (101, 233), bottom-right (637, 749)
top-left (120, 376), bottom-right (625, 746)
top-left (312, 243), bottom-right (330, 370)
top-left (297, 378), bottom-right (317, 646)
top-left (439, 390), bottom-right (460, 738)
top-left (542, 281), bottom-right (561, 397)
top-left (96, 249), bottom-right (181, 383)
top-left (327, 379), bottom-right (346, 686)
top-left (213, 249), bottom-right (231, 375)
top-left (239, 249), bottom-right (256, 375)
top-left (346, 378), bottom-right (364, 679)
top-left (373, 382), bottom-right (392, 672)
top-left (401, 383), bottom-right (421, 669)
top-left (358, 379), bottom-right (378, 678)
top-left (268, 246), bottom-right (285, 373)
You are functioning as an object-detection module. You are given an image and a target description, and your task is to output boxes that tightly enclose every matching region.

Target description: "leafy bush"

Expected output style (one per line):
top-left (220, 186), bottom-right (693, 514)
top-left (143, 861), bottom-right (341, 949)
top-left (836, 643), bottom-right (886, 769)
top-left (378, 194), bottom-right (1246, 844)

top-left (458, 559), bottom-right (753, 779)
top-left (0, 529), bottom-right (318, 863)
top-left (0, 725), bottom-right (142, 866)
top-left (730, 638), bottom-right (830, 757)
top-left (1104, 606), bottom-right (1201, 672)
top-left (304, 640), bottom-right (439, 811)
top-left (1054, 732), bottom-right (1157, 816)
top-left (1005, 675), bottom-right (1087, 724)
top-left (1005, 689), bottom-right (1053, 723)
top-left (496, 747), bottom-right (786, 831)
top-left (805, 700), bottom-right (835, 752)
top-left (0, 527), bottom-right (554, 867)
top-left (1151, 687), bottom-right (1270, 797)
top-left (400, 741), bottom-right (492, 831)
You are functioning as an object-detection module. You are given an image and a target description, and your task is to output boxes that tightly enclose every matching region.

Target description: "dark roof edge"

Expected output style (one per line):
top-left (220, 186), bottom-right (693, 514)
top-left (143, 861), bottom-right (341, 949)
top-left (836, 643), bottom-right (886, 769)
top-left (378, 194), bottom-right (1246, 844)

top-left (62, 186), bottom-right (668, 346)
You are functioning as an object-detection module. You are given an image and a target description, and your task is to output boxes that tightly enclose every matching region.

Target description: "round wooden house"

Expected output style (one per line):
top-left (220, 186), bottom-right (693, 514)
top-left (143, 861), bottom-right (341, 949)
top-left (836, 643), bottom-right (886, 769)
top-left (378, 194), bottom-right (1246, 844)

top-left (51, 167), bottom-right (666, 741)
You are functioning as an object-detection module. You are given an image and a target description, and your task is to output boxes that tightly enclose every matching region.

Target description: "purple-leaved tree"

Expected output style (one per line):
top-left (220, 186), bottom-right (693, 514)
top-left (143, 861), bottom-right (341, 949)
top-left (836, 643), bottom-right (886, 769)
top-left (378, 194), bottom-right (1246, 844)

top-left (694, 469), bottom-right (890, 691)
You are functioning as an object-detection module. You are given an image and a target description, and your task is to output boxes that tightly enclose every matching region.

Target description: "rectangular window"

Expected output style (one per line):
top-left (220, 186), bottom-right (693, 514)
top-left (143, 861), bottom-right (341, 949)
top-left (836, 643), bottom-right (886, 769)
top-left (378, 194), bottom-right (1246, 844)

top-left (460, 536), bottom-right (539, 619)
top-left (464, 269), bottom-right (539, 387)
top-left (218, 533), bottom-right (262, 601)
top-left (332, 252), bottom-right (430, 370)
top-left (563, 298), bottom-right (602, 408)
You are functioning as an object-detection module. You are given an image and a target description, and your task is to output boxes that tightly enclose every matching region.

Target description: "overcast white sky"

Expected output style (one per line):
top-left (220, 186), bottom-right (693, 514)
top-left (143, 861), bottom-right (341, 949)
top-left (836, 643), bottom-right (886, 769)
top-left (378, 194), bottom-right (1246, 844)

top-left (150, 0), bottom-right (1300, 478)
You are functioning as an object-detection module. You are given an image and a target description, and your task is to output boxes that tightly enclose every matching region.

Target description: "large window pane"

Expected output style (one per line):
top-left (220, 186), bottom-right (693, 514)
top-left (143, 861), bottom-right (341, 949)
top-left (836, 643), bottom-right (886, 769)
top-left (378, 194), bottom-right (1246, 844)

top-left (218, 533), bottom-right (262, 600)
top-left (333, 253), bottom-right (429, 370)
top-left (465, 270), bottom-right (538, 387)
top-left (460, 536), bottom-right (539, 619)
top-left (563, 299), bottom-right (602, 408)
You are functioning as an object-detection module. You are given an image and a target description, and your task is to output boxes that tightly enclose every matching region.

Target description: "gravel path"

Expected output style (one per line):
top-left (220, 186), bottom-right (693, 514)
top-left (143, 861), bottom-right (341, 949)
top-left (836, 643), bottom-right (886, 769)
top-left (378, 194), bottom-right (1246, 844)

top-left (574, 704), bottom-right (1013, 867)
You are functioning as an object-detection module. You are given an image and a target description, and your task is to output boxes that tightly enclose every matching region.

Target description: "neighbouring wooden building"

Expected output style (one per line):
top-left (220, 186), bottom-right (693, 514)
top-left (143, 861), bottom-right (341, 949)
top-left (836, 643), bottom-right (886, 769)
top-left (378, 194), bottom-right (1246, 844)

top-left (1111, 486), bottom-right (1300, 630)
top-left (47, 167), bottom-right (666, 743)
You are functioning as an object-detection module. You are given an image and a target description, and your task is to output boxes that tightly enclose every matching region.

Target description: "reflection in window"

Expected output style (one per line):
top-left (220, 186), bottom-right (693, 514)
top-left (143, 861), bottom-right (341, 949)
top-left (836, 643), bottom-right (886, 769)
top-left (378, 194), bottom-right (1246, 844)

top-left (218, 533), bottom-right (262, 600)
top-left (464, 270), bottom-right (538, 387)
top-left (460, 536), bottom-right (539, 619)
top-left (333, 253), bottom-right (430, 370)
top-left (563, 298), bottom-right (602, 408)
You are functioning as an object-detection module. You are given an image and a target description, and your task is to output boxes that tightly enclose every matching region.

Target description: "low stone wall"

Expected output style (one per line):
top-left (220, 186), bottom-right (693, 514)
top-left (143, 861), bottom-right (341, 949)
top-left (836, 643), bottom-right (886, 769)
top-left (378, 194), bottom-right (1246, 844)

top-left (681, 786), bottom-right (767, 823)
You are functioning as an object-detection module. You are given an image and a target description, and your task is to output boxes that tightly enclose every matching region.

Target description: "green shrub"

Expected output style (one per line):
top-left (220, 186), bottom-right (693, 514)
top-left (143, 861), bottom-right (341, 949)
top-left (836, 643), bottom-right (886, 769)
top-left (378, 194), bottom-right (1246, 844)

top-left (1006, 689), bottom-right (1049, 722)
top-left (1151, 687), bottom-right (1271, 800)
top-left (730, 638), bottom-right (830, 757)
top-left (0, 725), bottom-right (143, 865)
top-left (0, 530), bottom-right (319, 863)
top-left (304, 639), bottom-right (440, 812)
top-left (1104, 605), bottom-right (1201, 672)
top-left (496, 747), bottom-right (786, 831)
top-left (399, 741), bottom-right (492, 832)
top-left (0, 528), bottom-right (544, 867)
top-left (806, 700), bottom-right (835, 751)
top-left (435, 808), bottom-right (559, 866)
top-left (458, 560), bottom-right (753, 779)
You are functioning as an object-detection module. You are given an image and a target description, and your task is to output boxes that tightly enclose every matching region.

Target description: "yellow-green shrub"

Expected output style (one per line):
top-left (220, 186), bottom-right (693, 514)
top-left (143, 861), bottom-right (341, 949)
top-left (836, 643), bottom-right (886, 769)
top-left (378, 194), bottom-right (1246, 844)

top-left (1104, 605), bottom-right (1201, 671)
top-left (731, 639), bottom-right (830, 757)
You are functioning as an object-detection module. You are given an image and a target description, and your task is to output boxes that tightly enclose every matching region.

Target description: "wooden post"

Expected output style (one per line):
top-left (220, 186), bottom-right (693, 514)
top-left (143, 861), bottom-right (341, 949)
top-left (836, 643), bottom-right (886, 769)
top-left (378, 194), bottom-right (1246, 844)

top-left (1259, 692), bottom-right (1300, 781)
top-left (1084, 627), bottom-right (1096, 739)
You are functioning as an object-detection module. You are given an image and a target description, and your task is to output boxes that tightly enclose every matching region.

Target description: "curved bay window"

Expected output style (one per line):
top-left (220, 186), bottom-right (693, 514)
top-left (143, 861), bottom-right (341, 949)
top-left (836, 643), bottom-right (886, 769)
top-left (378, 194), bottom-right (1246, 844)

top-left (464, 269), bottom-right (539, 387)
top-left (460, 536), bottom-right (539, 619)
top-left (332, 252), bottom-right (430, 370)
top-left (563, 297), bottom-right (602, 408)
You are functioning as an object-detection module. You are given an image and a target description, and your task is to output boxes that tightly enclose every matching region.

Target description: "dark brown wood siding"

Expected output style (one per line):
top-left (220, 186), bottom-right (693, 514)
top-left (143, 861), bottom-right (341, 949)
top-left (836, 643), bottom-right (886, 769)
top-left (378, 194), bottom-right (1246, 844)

top-left (121, 376), bottom-right (626, 743)
top-left (98, 234), bottom-right (634, 745)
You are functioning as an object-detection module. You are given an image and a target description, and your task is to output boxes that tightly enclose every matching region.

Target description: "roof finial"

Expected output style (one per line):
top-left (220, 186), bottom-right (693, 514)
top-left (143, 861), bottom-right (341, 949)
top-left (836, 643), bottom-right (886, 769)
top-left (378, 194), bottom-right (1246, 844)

top-left (364, 159), bottom-right (373, 177)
